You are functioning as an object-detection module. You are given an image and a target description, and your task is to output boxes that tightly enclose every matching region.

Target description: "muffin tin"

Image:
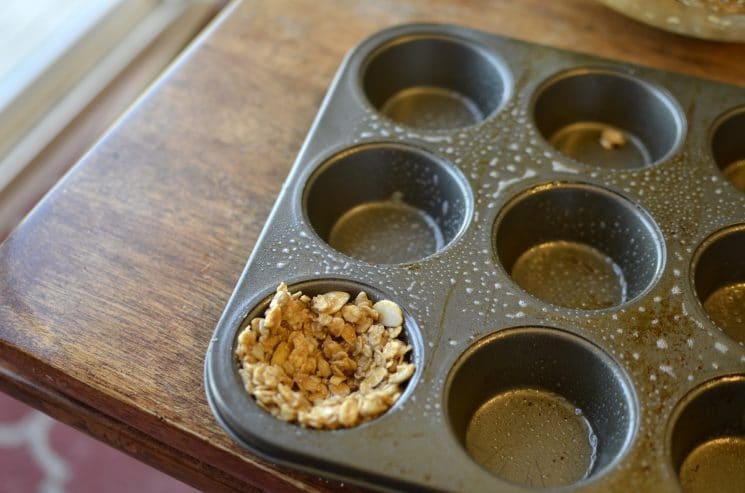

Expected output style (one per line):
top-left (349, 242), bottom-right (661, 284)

top-left (204, 23), bottom-right (745, 492)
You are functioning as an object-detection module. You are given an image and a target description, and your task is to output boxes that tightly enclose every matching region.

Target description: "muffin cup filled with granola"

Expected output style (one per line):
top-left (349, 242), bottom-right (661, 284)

top-left (235, 283), bottom-right (416, 429)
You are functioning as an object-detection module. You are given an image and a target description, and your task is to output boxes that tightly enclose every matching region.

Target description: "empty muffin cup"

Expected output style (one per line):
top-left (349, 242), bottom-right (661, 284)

top-left (446, 327), bottom-right (636, 488)
top-left (532, 68), bottom-right (684, 169)
top-left (303, 143), bottom-right (472, 264)
top-left (668, 376), bottom-right (745, 493)
top-left (494, 182), bottom-right (664, 310)
top-left (711, 106), bottom-right (745, 192)
top-left (360, 35), bottom-right (510, 130)
top-left (692, 225), bottom-right (745, 344)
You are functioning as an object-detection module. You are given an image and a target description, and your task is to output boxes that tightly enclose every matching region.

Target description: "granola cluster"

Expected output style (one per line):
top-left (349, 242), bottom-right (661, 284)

top-left (599, 127), bottom-right (626, 150)
top-left (235, 283), bottom-right (415, 429)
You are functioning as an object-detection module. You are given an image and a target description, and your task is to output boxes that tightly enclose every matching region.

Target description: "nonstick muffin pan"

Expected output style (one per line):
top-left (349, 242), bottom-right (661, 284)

top-left (205, 23), bottom-right (745, 492)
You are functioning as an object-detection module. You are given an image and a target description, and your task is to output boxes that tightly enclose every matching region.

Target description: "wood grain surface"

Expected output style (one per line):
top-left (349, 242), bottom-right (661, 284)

top-left (1, 0), bottom-right (745, 491)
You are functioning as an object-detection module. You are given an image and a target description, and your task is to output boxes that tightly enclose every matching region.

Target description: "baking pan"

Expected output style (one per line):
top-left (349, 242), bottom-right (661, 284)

top-left (205, 23), bottom-right (745, 492)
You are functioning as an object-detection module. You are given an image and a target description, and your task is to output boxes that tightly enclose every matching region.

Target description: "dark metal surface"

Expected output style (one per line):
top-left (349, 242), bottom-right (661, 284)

top-left (711, 107), bottom-right (745, 193)
top-left (493, 182), bottom-right (663, 310)
top-left (532, 68), bottom-right (684, 169)
top-left (693, 225), bottom-right (745, 344)
top-left (362, 35), bottom-right (509, 130)
top-left (304, 143), bottom-right (472, 264)
top-left (446, 327), bottom-right (635, 488)
top-left (205, 23), bottom-right (745, 492)
top-left (668, 376), bottom-right (745, 493)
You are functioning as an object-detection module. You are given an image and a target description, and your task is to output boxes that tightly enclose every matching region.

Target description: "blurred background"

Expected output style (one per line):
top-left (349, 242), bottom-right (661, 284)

top-left (1, 1), bottom-right (225, 491)
top-left (0, 0), bottom-right (224, 241)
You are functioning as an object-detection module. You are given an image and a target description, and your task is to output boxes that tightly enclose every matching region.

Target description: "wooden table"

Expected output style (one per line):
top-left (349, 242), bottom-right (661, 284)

top-left (2, 1), bottom-right (744, 491)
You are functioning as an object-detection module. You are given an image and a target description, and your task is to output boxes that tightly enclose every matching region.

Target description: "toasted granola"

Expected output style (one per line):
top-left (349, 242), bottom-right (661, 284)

top-left (599, 127), bottom-right (626, 150)
top-left (235, 283), bottom-right (415, 429)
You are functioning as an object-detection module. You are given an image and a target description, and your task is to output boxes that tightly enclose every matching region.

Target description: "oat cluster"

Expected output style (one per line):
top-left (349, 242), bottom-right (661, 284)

top-left (235, 283), bottom-right (415, 429)
top-left (599, 127), bottom-right (626, 150)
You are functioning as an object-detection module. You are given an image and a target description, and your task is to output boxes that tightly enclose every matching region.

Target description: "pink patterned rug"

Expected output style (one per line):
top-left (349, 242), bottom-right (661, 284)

top-left (0, 392), bottom-right (197, 493)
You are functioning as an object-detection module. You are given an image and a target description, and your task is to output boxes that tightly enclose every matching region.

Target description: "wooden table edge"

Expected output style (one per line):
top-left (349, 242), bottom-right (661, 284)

top-left (0, 4), bottom-right (325, 490)
top-left (0, 341), bottom-right (328, 492)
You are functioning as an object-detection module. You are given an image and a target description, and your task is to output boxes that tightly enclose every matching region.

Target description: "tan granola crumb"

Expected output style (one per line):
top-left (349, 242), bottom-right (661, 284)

top-left (599, 127), bottom-right (626, 150)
